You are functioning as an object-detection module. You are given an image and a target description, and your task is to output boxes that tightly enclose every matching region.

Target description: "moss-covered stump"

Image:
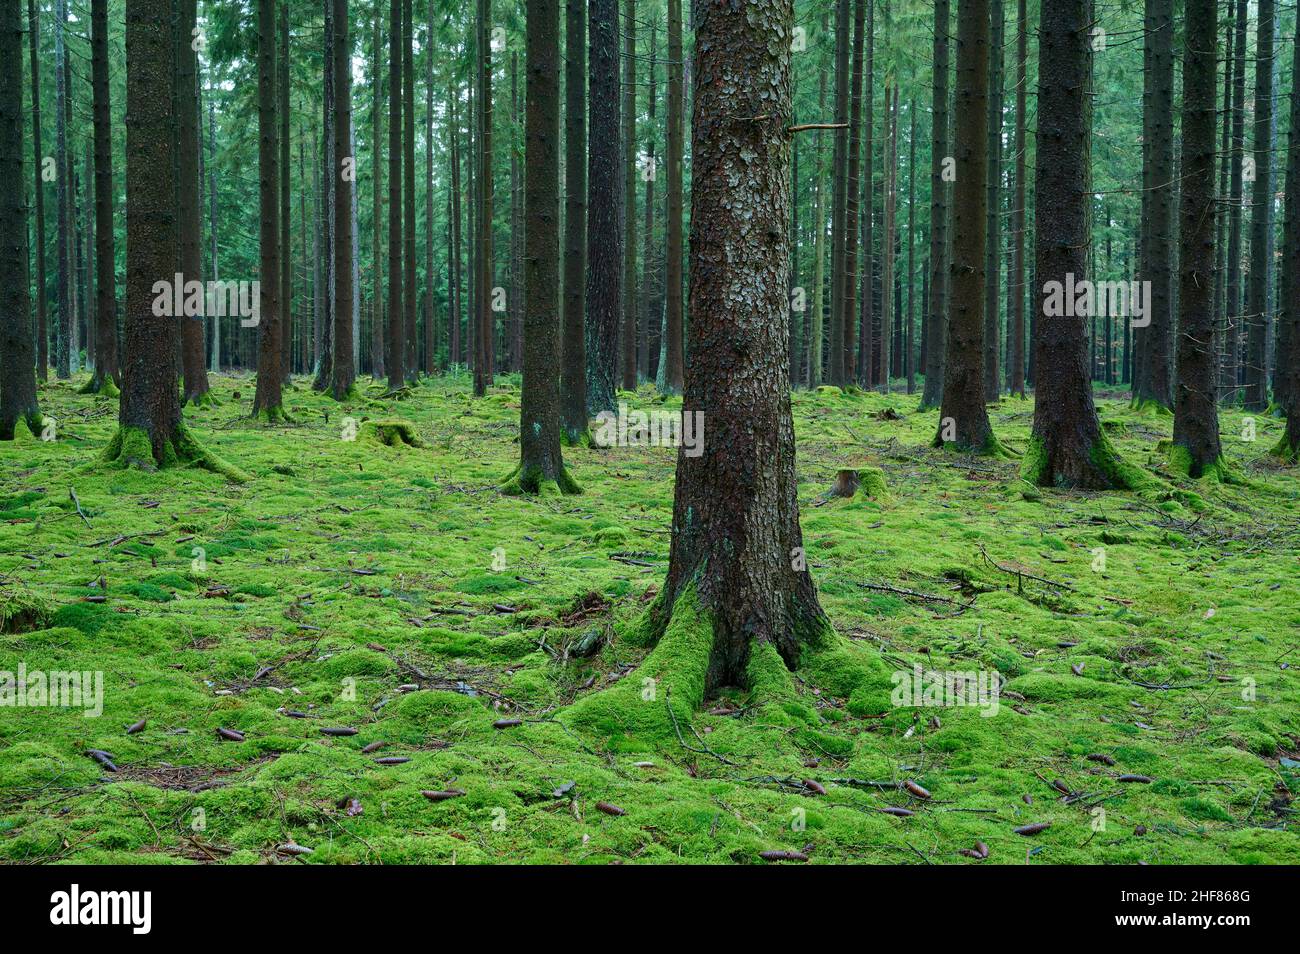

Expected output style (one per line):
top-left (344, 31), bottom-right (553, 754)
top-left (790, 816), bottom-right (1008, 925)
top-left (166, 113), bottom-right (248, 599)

top-left (827, 466), bottom-right (889, 501)
top-left (0, 589), bottom-right (51, 634)
top-left (361, 419), bottom-right (425, 448)
top-left (100, 425), bottom-right (247, 483)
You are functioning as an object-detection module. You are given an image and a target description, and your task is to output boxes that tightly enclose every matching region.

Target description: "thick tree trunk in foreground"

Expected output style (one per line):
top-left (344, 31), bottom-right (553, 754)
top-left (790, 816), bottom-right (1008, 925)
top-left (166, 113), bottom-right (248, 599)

top-left (1022, 0), bottom-right (1138, 489)
top-left (659, 0), bottom-right (827, 694)
top-left (560, 0), bottom-right (589, 440)
top-left (386, 0), bottom-right (405, 390)
top-left (920, 0), bottom-right (948, 409)
top-left (935, 0), bottom-right (998, 453)
top-left (1, 0), bottom-right (41, 439)
top-left (331, 0), bottom-right (355, 398)
top-left (179, 0), bottom-right (210, 404)
top-left (251, 0), bottom-right (285, 418)
top-left (1171, 0), bottom-right (1224, 477)
top-left (585, 0), bottom-right (621, 413)
top-left (88, 0), bottom-right (119, 393)
top-left (508, 0), bottom-right (578, 495)
top-left (661, 0), bottom-right (684, 393)
top-left (1271, 9), bottom-right (1300, 460)
top-left (1243, 0), bottom-right (1274, 412)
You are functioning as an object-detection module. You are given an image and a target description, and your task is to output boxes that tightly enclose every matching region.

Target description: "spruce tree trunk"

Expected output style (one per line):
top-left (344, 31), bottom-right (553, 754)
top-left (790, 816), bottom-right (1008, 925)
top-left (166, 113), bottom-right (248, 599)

top-left (982, 0), bottom-right (1003, 402)
top-left (920, 0), bottom-right (948, 409)
top-left (511, 0), bottom-right (578, 495)
top-left (905, 97), bottom-right (916, 393)
top-left (560, 0), bottom-right (589, 438)
top-left (402, 0), bottom-right (417, 381)
top-left (660, 0), bottom-right (827, 694)
top-left (252, 0), bottom-right (286, 418)
top-left (179, 0), bottom-right (210, 404)
top-left (1243, 0), bottom-right (1274, 412)
top-left (661, 0), bottom-right (684, 392)
top-left (839, 0), bottom-right (865, 389)
top-left (278, 4), bottom-right (291, 379)
top-left (370, 9), bottom-right (385, 379)
top-left (207, 91), bottom-right (220, 372)
top-left (826, 0), bottom-right (849, 386)
top-left (449, 70), bottom-right (461, 367)
top-left (1, 0), bottom-right (41, 439)
top-left (1008, 0), bottom-right (1025, 398)
top-left (881, 85), bottom-right (896, 393)
top-left (935, 0), bottom-right (997, 453)
top-left (1171, 0), bottom-right (1225, 476)
top-left (28, 0), bottom-right (47, 381)
top-left (585, 0), bottom-right (622, 413)
top-left (620, 0), bottom-right (637, 390)
top-left (473, 0), bottom-right (493, 396)
top-left (1271, 6), bottom-right (1299, 458)
top-left (1220, 0), bottom-right (1247, 401)
top-left (386, 0), bottom-right (405, 389)
top-left (330, 0), bottom-right (355, 398)
top-left (638, 16), bottom-right (657, 385)
top-left (54, 0), bottom-right (69, 378)
top-left (90, 0), bottom-right (119, 391)
top-left (314, 0), bottom-right (335, 390)
top-left (1023, 0), bottom-right (1134, 488)
top-left (426, 15), bottom-right (437, 375)
top-left (808, 15), bottom-right (828, 389)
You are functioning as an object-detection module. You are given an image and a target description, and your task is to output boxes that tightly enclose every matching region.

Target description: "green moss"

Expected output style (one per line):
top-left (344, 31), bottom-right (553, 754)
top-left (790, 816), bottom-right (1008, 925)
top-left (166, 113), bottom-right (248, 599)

top-left (362, 419), bottom-right (424, 448)
top-left (100, 424), bottom-right (247, 483)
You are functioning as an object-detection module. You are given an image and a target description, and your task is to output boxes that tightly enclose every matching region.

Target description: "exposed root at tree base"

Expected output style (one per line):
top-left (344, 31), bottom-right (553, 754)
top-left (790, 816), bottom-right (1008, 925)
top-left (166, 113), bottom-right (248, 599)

top-left (249, 405), bottom-right (295, 425)
top-left (79, 377), bottom-right (119, 398)
top-left (100, 425), bottom-right (248, 483)
top-left (500, 461), bottom-right (582, 496)
top-left (1166, 445), bottom-right (1246, 485)
top-left (1018, 433), bottom-right (1151, 491)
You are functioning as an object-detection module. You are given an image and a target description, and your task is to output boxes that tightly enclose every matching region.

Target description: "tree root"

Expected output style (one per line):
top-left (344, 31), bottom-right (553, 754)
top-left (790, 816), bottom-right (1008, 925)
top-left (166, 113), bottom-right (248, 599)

top-left (100, 425), bottom-right (247, 483)
top-left (500, 461), bottom-right (582, 496)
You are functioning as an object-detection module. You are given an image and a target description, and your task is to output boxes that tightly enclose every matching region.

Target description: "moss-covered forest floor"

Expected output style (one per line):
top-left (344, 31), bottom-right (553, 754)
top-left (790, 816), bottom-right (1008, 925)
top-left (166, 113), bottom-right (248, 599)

top-left (2, 371), bottom-right (1298, 864)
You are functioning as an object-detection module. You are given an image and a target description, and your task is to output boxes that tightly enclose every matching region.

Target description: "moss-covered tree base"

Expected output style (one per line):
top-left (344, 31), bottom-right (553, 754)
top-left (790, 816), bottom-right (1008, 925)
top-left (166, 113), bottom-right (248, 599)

top-left (561, 429), bottom-right (593, 449)
top-left (249, 405), bottom-right (294, 425)
top-left (1269, 433), bottom-right (1298, 463)
top-left (500, 462), bottom-right (582, 496)
top-left (934, 431), bottom-right (1020, 459)
top-left (1167, 444), bottom-right (1246, 484)
top-left (1018, 432), bottom-right (1151, 491)
top-left (0, 411), bottom-right (45, 442)
top-left (1129, 397), bottom-right (1172, 416)
top-left (361, 419), bottom-right (425, 448)
top-left (185, 389), bottom-right (220, 408)
top-left (100, 425), bottom-right (248, 483)
top-left (78, 376), bottom-right (120, 398)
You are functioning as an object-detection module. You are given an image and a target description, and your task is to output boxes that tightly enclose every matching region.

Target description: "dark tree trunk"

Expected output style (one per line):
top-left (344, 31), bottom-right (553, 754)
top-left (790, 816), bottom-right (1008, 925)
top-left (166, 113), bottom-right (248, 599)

top-left (808, 15), bottom-right (828, 388)
top-left (1, 0), bottom-right (41, 438)
top-left (839, 0), bottom-right (865, 388)
top-left (560, 0), bottom-right (588, 439)
top-left (207, 90), bottom-right (220, 371)
top-left (1022, 0), bottom-right (1136, 488)
top-left (661, 0), bottom-right (684, 392)
top-left (426, 10), bottom-right (437, 375)
top-left (1222, 0), bottom-right (1247, 401)
top-left (638, 15), bottom-right (657, 385)
top-left (508, 51), bottom-right (521, 374)
top-left (658, 0), bottom-right (827, 695)
top-left (252, 0), bottom-right (286, 419)
top-left (179, 0), bottom-right (210, 404)
top-left (370, 9), bottom-right (384, 379)
top-left (403, 0), bottom-right (417, 381)
top-left (331, 0), bottom-right (355, 398)
top-left (28, 0), bottom-right (47, 381)
top-left (54, 0), bottom-right (69, 378)
top-left (1243, 0), bottom-right (1274, 412)
top-left (1271, 6), bottom-right (1300, 459)
top-left (1133, 0), bottom-right (1174, 410)
top-left (826, 0), bottom-right (849, 386)
top-left (982, 0), bottom-right (1003, 402)
top-left (585, 0), bottom-right (621, 413)
top-left (89, 0), bottom-right (119, 392)
top-left (920, 0), bottom-right (949, 409)
top-left (278, 3), bottom-right (291, 379)
top-left (935, 0), bottom-right (998, 453)
top-left (509, 0), bottom-right (578, 495)
top-left (474, 0), bottom-right (493, 396)
top-left (905, 97), bottom-right (916, 393)
top-left (386, 0), bottom-right (404, 389)
top-left (620, 0), bottom-right (637, 390)
top-left (1008, 0), bottom-right (1025, 398)
top-left (314, 0), bottom-right (335, 390)
top-left (449, 68), bottom-right (461, 367)
top-left (1171, 0), bottom-right (1224, 476)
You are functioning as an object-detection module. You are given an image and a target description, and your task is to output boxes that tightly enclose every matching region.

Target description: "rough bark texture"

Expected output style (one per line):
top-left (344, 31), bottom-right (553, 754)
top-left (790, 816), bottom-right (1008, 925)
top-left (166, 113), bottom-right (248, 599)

top-left (28, 0), bottom-right (47, 381)
top-left (331, 0), bottom-right (355, 398)
top-left (560, 0), bottom-right (589, 439)
top-left (251, 0), bottom-right (285, 417)
top-left (839, 0), bottom-right (865, 389)
top-left (826, 0), bottom-right (849, 386)
top-left (474, 0), bottom-right (493, 396)
top-left (511, 0), bottom-right (577, 495)
top-left (279, 3), bottom-right (291, 379)
top-left (1023, 0), bottom-right (1133, 489)
top-left (920, 0), bottom-right (948, 409)
top-left (179, 0), bottom-right (209, 404)
top-left (808, 17), bottom-right (828, 389)
top-left (403, 0), bottom-right (417, 381)
top-left (982, 0), bottom-right (1003, 402)
top-left (661, 0), bottom-right (684, 393)
top-left (1008, 0), bottom-right (1025, 397)
top-left (1273, 7), bottom-right (1300, 458)
top-left (89, 0), bottom-right (119, 392)
top-left (1243, 0), bottom-right (1274, 412)
top-left (935, 0), bottom-right (996, 452)
top-left (638, 17), bottom-right (657, 385)
top-left (54, 0), bottom-right (69, 378)
top-left (1171, 0), bottom-right (1224, 476)
top-left (620, 0), bottom-right (637, 390)
top-left (371, 9), bottom-right (384, 379)
top-left (585, 0), bottom-right (622, 413)
top-left (659, 0), bottom-right (827, 694)
top-left (386, 0), bottom-right (405, 390)
top-left (119, 0), bottom-right (181, 453)
top-left (1, 0), bottom-right (40, 438)
top-left (1221, 0), bottom-right (1247, 400)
